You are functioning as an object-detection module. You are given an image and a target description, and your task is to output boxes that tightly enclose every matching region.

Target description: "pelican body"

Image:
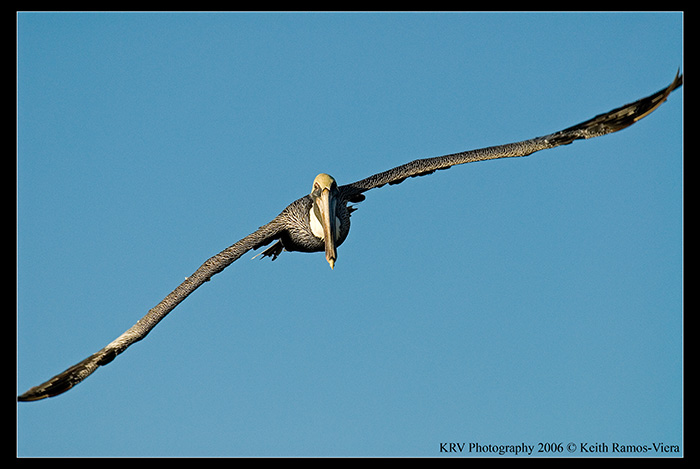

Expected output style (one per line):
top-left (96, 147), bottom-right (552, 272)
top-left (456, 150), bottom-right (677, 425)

top-left (18, 72), bottom-right (682, 401)
top-left (256, 173), bottom-right (357, 269)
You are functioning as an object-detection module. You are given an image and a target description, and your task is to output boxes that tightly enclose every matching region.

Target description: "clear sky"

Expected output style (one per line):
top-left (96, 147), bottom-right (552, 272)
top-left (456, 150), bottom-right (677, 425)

top-left (17, 12), bottom-right (682, 457)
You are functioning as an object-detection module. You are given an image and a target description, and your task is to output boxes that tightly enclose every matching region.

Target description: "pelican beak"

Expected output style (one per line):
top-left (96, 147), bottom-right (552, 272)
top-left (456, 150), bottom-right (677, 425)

top-left (311, 173), bottom-right (340, 270)
top-left (318, 187), bottom-right (338, 270)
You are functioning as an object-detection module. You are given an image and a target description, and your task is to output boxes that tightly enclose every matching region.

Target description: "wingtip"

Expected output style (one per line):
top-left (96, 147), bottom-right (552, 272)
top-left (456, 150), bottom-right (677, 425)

top-left (671, 68), bottom-right (683, 91)
top-left (17, 376), bottom-right (77, 402)
top-left (17, 391), bottom-right (49, 402)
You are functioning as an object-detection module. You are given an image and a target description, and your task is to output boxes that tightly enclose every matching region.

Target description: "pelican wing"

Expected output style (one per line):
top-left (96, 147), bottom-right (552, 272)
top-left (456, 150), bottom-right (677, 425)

top-left (340, 72), bottom-right (682, 198)
top-left (18, 219), bottom-right (284, 401)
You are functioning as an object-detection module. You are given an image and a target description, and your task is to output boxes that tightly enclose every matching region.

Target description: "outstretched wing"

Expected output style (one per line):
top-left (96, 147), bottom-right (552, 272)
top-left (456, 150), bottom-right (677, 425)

top-left (339, 72), bottom-right (682, 199)
top-left (18, 219), bottom-right (284, 401)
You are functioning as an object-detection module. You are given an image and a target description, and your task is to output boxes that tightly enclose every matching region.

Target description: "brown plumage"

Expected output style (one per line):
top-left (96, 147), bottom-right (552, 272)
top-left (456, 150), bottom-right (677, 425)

top-left (18, 72), bottom-right (682, 401)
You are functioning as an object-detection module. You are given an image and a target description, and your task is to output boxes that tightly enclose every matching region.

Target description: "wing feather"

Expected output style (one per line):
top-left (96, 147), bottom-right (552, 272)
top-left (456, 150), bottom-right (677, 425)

top-left (18, 219), bottom-right (284, 401)
top-left (340, 72), bottom-right (682, 198)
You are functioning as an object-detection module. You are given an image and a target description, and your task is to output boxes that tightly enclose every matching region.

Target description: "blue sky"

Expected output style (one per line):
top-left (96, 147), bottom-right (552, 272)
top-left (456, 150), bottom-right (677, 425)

top-left (17, 12), bottom-right (682, 457)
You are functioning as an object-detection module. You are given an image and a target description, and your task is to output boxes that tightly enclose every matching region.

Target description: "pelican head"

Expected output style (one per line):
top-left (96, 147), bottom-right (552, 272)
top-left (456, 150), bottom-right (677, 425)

top-left (310, 173), bottom-right (339, 269)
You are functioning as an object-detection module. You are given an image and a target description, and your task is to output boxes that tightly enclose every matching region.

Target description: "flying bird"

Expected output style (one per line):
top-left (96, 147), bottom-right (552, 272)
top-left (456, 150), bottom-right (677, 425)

top-left (18, 72), bottom-right (682, 401)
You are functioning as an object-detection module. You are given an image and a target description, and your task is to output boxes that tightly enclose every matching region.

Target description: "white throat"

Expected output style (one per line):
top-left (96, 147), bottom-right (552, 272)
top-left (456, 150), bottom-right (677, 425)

top-left (309, 207), bottom-right (340, 240)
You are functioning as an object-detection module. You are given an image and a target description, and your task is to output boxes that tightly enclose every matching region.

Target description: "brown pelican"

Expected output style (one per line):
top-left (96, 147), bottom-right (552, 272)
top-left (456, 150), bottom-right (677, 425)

top-left (18, 72), bottom-right (682, 401)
